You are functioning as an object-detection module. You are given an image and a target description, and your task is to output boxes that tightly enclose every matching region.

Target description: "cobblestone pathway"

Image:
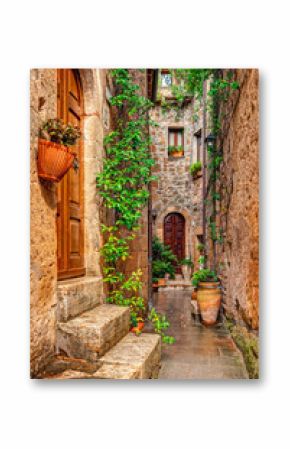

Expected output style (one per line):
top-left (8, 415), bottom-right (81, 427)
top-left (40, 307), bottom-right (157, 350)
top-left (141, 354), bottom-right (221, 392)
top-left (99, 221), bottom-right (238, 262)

top-left (153, 290), bottom-right (248, 379)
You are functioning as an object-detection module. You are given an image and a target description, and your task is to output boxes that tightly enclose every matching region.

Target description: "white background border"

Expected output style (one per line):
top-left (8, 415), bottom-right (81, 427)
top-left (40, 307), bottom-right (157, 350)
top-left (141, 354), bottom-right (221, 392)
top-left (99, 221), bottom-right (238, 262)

top-left (0, 1), bottom-right (288, 447)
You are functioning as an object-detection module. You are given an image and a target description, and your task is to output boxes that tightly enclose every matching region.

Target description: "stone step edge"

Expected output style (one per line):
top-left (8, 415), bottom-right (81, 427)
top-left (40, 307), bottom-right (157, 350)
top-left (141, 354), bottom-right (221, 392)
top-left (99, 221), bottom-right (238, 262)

top-left (98, 332), bottom-right (161, 379)
top-left (56, 304), bottom-right (130, 361)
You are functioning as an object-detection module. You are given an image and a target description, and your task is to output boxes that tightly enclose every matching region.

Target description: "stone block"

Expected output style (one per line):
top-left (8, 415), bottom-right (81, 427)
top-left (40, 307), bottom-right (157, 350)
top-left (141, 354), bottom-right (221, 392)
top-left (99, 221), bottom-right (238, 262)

top-left (57, 276), bottom-right (103, 322)
top-left (57, 304), bottom-right (130, 361)
top-left (100, 333), bottom-right (161, 379)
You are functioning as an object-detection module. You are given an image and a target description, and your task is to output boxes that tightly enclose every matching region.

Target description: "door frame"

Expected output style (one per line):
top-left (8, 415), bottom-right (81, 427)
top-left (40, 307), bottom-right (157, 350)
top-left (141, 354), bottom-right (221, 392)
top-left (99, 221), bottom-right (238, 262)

top-left (163, 212), bottom-right (185, 273)
top-left (57, 69), bottom-right (85, 280)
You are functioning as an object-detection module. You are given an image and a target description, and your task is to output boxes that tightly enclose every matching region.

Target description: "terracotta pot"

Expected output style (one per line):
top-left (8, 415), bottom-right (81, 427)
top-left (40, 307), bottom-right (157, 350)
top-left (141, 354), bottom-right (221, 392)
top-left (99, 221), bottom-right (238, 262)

top-left (191, 289), bottom-right (197, 301)
top-left (158, 278), bottom-right (166, 287)
top-left (37, 138), bottom-right (74, 182)
top-left (131, 322), bottom-right (144, 333)
top-left (192, 170), bottom-right (202, 179)
top-left (197, 281), bottom-right (221, 325)
top-left (170, 150), bottom-right (183, 158)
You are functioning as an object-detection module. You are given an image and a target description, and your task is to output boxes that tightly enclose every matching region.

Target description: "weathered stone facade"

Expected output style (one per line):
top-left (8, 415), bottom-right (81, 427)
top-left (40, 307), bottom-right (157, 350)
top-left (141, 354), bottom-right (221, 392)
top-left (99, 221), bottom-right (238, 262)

top-left (30, 69), bottom-right (58, 376)
top-left (206, 69), bottom-right (259, 331)
top-left (149, 93), bottom-right (203, 266)
top-left (30, 69), bottom-right (109, 377)
top-left (30, 69), bottom-right (152, 377)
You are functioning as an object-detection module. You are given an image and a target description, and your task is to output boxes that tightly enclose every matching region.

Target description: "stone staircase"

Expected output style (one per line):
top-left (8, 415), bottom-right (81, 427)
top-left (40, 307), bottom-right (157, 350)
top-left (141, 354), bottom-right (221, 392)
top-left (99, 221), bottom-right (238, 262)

top-left (44, 277), bottom-right (161, 379)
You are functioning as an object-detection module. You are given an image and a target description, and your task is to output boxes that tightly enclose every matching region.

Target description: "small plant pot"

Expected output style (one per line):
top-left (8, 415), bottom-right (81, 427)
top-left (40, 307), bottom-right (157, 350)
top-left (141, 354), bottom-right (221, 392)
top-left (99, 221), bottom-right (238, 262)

top-left (130, 322), bottom-right (144, 334)
top-left (37, 138), bottom-right (74, 182)
top-left (170, 150), bottom-right (183, 158)
top-left (181, 265), bottom-right (192, 282)
top-left (158, 278), bottom-right (166, 287)
top-left (191, 289), bottom-right (197, 301)
top-left (192, 170), bottom-right (202, 179)
top-left (197, 281), bottom-right (221, 325)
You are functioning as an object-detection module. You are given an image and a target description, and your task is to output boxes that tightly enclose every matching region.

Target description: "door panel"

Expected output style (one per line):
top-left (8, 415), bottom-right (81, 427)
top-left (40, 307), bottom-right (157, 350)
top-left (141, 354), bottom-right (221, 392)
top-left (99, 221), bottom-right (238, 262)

top-left (164, 213), bottom-right (185, 274)
top-left (57, 69), bottom-right (85, 280)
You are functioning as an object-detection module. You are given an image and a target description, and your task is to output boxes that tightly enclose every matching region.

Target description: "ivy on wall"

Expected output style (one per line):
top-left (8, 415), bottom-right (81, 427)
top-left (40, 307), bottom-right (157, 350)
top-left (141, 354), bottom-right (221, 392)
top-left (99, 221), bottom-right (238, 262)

top-left (97, 69), bottom-right (175, 344)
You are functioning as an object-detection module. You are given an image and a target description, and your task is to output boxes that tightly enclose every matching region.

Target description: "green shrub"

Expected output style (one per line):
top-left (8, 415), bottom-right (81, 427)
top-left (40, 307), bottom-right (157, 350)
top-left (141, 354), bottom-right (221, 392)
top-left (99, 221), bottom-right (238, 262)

top-left (190, 160), bottom-right (202, 175)
top-left (192, 268), bottom-right (218, 287)
top-left (152, 236), bottom-right (177, 281)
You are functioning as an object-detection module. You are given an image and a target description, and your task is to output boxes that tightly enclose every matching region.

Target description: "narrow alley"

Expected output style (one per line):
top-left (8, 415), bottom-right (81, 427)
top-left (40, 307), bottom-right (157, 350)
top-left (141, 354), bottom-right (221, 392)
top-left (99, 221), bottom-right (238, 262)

top-left (153, 291), bottom-right (248, 379)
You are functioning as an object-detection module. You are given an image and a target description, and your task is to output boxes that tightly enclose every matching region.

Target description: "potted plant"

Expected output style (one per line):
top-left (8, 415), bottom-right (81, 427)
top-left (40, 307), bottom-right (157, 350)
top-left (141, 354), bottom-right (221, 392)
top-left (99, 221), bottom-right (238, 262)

top-left (130, 313), bottom-right (144, 335)
top-left (152, 237), bottom-right (177, 287)
top-left (192, 268), bottom-right (221, 325)
top-left (179, 257), bottom-right (194, 282)
top-left (168, 145), bottom-right (184, 158)
top-left (37, 118), bottom-right (81, 182)
top-left (190, 160), bottom-right (202, 179)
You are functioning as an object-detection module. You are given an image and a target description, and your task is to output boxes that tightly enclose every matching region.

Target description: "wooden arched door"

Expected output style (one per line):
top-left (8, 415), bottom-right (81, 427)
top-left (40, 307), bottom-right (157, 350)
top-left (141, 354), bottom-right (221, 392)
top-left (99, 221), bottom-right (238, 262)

top-left (57, 69), bottom-right (85, 280)
top-left (164, 213), bottom-right (185, 273)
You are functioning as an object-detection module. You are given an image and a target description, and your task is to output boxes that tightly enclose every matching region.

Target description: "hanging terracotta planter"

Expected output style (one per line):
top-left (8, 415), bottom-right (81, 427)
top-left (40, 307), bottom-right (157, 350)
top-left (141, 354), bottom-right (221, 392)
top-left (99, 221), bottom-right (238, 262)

top-left (37, 138), bottom-right (75, 183)
top-left (197, 281), bottom-right (221, 325)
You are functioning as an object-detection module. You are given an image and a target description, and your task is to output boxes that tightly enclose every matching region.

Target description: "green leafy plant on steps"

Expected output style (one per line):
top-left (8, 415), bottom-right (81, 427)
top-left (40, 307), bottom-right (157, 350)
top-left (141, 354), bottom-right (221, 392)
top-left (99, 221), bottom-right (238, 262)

top-left (96, 69), bottom-right (175, 344)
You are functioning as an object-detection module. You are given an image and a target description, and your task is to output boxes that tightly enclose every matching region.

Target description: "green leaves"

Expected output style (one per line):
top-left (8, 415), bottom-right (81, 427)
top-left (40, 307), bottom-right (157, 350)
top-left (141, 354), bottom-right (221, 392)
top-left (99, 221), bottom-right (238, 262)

top-left (192, 268), bottom-right (218, 287)
top-left (148, 308), bottom-right (175, 344)
top-left (98, 69), bottom-right (174, 345)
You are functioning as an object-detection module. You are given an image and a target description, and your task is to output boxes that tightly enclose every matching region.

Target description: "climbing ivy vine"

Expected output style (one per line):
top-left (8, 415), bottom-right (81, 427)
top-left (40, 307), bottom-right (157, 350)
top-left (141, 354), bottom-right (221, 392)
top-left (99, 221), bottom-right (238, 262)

top-left (97, 69), bottom-right (175, 344)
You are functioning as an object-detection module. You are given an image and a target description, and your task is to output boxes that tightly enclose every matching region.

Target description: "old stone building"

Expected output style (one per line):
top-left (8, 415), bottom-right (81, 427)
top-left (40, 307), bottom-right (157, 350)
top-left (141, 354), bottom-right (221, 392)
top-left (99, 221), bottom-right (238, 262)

top-left (30, 68), bottom-right (259, 379)
top-left (203, 69), bottom-right (259, 330)
top-left (30, 69), bottom-right (159, 379)
top-left (150, 73), bottom-right (203, 271)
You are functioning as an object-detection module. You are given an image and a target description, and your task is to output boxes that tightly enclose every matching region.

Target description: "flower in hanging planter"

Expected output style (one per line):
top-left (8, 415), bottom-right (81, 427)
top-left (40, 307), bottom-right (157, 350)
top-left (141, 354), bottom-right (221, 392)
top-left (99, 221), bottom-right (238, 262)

top-left (37, 119), bottom-right (81, 182)
top-left (39, 118), bottom-right (81, 147)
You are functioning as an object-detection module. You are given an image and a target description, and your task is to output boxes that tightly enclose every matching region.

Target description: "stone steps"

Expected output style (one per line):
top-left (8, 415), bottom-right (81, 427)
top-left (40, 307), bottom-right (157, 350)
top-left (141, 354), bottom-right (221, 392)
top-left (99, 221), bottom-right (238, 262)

top-left (48, 333), bottom-right (161, 379)
top-left (57, 304), bottom-right (130, 362)
top-left (98, 333), bottom-right (161, 379)
top-left (57, 276), bottom-right (103, 322)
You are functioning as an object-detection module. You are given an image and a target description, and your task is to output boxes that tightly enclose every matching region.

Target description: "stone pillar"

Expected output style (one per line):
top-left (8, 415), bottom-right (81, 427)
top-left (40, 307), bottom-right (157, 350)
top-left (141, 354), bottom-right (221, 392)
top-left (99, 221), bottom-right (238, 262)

top-left (30, 69), bottom-right (58, 377)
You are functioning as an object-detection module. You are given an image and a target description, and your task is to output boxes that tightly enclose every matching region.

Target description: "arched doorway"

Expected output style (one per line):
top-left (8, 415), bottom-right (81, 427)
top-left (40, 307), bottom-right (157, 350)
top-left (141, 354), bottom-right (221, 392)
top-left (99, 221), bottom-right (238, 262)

top-left (164, 213), bottom-right (185, 273)
top-left (57, 69), bottom-right (85, 279)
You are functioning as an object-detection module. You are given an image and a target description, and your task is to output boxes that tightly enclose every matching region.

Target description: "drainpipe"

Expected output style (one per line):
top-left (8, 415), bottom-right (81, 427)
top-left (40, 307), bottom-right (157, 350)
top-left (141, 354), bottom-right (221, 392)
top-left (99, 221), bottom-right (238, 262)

top-left (201, 80), bottom-right (207, 267)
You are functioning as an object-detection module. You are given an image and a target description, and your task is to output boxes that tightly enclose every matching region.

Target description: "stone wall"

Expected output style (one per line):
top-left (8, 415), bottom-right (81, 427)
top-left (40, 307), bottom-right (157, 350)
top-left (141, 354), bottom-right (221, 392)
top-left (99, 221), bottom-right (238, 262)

top-left (30, 69), bottom-right (58, 376)
top-left (30, 69), bottom-right (108, 377)
top-left (149, 97), bottom-right (203, 267)
top-left (211, 69), bottom-right (259, 330)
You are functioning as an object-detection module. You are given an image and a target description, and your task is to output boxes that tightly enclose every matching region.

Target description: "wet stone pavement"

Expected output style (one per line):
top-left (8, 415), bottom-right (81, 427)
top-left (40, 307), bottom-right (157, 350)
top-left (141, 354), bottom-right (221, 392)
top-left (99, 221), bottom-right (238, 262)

top-left (152, 290), bottom-right (248, 379)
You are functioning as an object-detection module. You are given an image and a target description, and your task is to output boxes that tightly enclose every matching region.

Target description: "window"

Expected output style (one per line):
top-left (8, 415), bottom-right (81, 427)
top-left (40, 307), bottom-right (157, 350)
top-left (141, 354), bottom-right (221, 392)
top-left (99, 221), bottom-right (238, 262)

top-left (161, 70), bottom-right (172, 87)
top-left (168, 128), bottom-right (184, 157)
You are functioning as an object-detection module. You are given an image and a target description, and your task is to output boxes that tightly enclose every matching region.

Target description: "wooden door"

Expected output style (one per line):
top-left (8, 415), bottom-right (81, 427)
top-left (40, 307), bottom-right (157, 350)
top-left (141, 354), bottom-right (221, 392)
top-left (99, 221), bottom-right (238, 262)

top-left (57, 69), bottom-right (85, 280)
top-left (164, 213), bottom-right (185, 273)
